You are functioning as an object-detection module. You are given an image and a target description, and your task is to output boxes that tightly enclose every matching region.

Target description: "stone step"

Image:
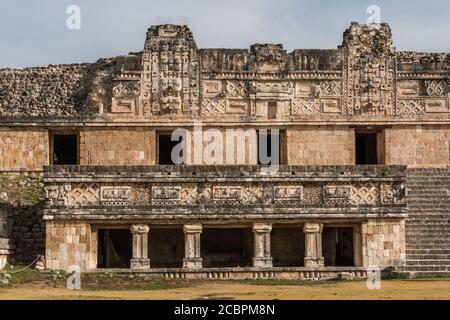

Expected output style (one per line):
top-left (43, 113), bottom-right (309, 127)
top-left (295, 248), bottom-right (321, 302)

top-left (405, 259), bottom-right (450, 266)
top-left (395, 266), bottom-right (450, 273)
top-left (407, 199), bottom-right (450, 202)
top-left (406, 235), bottom-right (450, 240)
top-left (399, 265), bottom-right (449, 272)
top-left (406, 229), bottom-right (449, 232)
top-left (406, 223), bottom-right (450, 227)
top-left (407, 211), bottom-right (449, 214)
top-left (407, 254), bottom-right (450, 260)
top-left (406, 235), bottom-right (450, 239)
top-left (407, 199), bottom-right (450, 203)
top-left (405, 242), bottom-right (450, 247)
top-left (406, 215), bottom-right (450, 219)
top-left (406, 221), bottom-right (450, 225)
top-left (406, 248), bottom-right (450, 254)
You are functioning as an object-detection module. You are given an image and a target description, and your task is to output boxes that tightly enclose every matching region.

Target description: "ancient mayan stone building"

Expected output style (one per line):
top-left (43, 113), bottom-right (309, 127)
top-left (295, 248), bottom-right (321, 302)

top-left (0, 22), bottom-right (449, 278)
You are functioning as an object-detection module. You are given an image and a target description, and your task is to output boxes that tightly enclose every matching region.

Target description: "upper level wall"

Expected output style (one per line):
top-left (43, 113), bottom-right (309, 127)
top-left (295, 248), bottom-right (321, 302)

top-left (385, 125), bottom-right (450, 166)
top-left (287, 126), bottom-right (355, 165)
top-left (0, 124), bottom-right (448, 170)
top-left (0, 128), bottom-right (48, 170)
top-left (79, 128), bottom-right (156, 166)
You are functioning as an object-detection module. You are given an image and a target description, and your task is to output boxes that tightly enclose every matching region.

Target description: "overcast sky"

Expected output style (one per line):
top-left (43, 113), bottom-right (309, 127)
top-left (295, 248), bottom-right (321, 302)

top-left (1, 0), bottom-right (449, 68)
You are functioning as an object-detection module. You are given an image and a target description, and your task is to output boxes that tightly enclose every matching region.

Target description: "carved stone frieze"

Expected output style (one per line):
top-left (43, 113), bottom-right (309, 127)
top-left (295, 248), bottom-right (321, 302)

top-left (46, 177), bottom-right (405, 211)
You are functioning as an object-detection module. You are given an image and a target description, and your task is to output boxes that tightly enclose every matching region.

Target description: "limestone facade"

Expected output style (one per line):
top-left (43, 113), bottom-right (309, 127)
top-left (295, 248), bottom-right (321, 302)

top-left (0, 22), bottom-right (449, 277)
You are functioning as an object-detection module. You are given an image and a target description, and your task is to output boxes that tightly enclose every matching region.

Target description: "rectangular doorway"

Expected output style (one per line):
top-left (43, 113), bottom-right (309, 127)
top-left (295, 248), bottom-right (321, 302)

top-left (97, 229), bottom-right (132, 268)
top-left (355, 130), bottom-right (385, 164)
top-left (322, 227), bottom-right (355, 267)
top-left (271, 226), bottom-right (304, 267)
top-left (157, 132), bottom-right (183, 165)
top-left (201, 228), bottom-right (253, 268)
top-left (51, 133), bottom-right (78, 165)
top-left (149, 227), bottom-right (184, 268)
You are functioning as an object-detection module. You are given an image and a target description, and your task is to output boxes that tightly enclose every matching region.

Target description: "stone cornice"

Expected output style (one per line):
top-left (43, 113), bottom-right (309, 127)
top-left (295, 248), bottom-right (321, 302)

top-left (1, 118), bottom-right (449, 127)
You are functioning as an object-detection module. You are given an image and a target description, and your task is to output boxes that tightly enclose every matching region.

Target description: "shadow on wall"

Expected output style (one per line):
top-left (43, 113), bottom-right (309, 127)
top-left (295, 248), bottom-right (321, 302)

top-left (0, 203), bottom-right (45, 265)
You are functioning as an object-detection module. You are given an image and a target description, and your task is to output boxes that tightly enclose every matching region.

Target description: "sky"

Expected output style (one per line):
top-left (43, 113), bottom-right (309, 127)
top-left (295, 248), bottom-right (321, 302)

top-left (1, 0), bottom-right (449, 68)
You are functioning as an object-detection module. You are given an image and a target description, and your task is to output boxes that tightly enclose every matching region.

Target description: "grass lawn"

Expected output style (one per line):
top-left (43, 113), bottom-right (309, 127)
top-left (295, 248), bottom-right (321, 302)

top-left (0, 266), bottom-right (449, 300)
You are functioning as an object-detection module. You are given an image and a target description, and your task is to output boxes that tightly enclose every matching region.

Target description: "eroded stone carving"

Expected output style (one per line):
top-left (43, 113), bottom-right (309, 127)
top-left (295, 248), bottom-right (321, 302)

top-left (423, 80), bottom-right (447, 96)
top-left (342, 23), bottom-right (396, 116)
top-left (397, 100), bottom-right (425, 116)
top-left (323, 185), bottom-right (352, 205)
top-left (141, 25), bottom-right (199, 116)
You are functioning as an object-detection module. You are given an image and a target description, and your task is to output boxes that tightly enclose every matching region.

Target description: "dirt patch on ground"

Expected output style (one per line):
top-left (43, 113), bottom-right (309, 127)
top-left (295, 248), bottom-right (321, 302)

top-left (0, 268), bottom-right (449, 300)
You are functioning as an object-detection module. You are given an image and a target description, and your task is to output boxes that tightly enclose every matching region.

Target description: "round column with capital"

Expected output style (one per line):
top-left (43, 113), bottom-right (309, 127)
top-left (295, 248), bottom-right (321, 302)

top-left (130, 224), bottom-right (150, 270)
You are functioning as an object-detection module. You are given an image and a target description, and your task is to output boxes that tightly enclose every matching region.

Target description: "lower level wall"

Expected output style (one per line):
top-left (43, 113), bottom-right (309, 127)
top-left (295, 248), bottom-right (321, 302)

top-left (361, 219), bottom-right (406, 268)
top-left (0, 172), bottom-right (45, 264)
top-left (0, 238), bottom-right (14, 269)
top-left (45, 222), bottom-right (94, 270)
top-left (44, 219), bottom-right (406, 272)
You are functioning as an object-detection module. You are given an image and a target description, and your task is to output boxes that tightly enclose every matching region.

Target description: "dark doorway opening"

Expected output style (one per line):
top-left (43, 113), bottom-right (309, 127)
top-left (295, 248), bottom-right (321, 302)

top-left (52, 134), bottom-right (78, 165)
top-left (355, 132), bottom-right (377, 164)
top-left (149, 228), bottom-right (184, 268)
top-left (158, 133), bottom-right (183, 165)
top-left (271, 227), bottom-right (304, 267)
top-left (322, 227), bottom-right (354, 266)
top-left (201, 228), bottom-right (253, 268)
top-left (97, 229), bottom-right (131, 268)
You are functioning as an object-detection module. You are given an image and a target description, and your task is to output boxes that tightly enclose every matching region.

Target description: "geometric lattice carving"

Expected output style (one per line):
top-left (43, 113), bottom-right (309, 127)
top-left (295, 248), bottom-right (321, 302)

top-left (242, 185), bottom-right (271, 205)
top-left (397, 100), bottom-right (425, 116)
top-left (112, 81), bottom-right (140, 98)
top-left (67, 184), bottom-right (100, 207)
top-left (291, 98), bottom-right (320, 115)
top-left (180, 184), bottom-right (199, 205)
top-left (226, 81), bottom-right (246, 98)
top-left (350, 183), bottom-right (379, 205)
top-left (423, 80), bottom-right (447, 96)
top-left (320, 81), bottom-right (341, 96)
top-left (201, 98), bottom-right (226, 116)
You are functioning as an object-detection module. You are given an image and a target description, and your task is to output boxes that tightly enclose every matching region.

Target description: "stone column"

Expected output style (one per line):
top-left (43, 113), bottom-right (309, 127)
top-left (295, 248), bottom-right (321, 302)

top-left (183, 224), bottom-right (202, 269)
top-left (353, 225), bottom-right (363, 267)
top-left (130, 224), bottom-right (150, 270)
top-left (253, 223), bottom-right (273, 268)
top-left (303, 223), bottom-right (324, 268)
